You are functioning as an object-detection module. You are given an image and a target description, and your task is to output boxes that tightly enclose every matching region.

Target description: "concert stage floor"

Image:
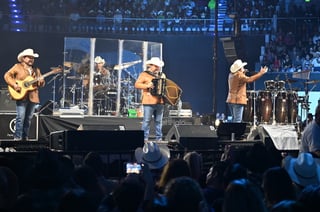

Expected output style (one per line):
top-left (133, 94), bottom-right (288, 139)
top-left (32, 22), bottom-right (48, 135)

top-left (0, 114), bottom-right (299, 155)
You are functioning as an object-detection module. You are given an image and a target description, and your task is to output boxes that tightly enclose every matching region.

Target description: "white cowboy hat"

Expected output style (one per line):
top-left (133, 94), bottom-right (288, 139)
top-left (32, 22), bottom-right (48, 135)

top-left (146, 57), bottom-right (164, 68)
top-left (230, 59), bottom-right (247, 73)
top-left (135, 142), bottom-right (170, 170)
top-left (94, 56), bottom-right (105, 64)
top-left (283, 152), bottom-right (320, 187)
top-left (17, 48), bottom-right (39, 62)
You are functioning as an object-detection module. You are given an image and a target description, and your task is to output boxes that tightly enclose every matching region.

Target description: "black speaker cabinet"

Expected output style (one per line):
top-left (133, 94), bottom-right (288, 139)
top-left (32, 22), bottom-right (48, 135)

top-left (0, 113), bottom-right (38, 141)
top-left (166, 125), bottom-right (218, 150)
top-left (50, 130), bottom-right (144, 152)
top-left (0, 89), bottom-right (16, 112)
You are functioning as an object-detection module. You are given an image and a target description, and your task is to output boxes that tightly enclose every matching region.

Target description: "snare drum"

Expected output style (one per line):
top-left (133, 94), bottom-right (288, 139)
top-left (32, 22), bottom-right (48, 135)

top-left (287, 91), bottom-right (298, 123)
top-left (275, 91), bottom-right (288, 124)
top-left (264, 80), bottom-right (276, 90)
top-left (94, 73), bottom-right (102, 85)
top-left (257, 90), bottom-right (272, 123)
top-left (243, 90), bottom-right (257, 123)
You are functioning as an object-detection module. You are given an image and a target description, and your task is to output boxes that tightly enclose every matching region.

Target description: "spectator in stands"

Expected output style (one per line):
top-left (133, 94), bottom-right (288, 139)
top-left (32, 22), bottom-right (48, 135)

top-left (135, 142), bottom-right (170, 181)
top-left (0, 166), bottom-right (19, 211)
top-left (262, 166), bottom-right (296, 210)
top-left (302, 53), bottom-right (313, 71)
top-left (311, 52), bottom-right (320, 71)
top-left (82, 152), bottom-right (119, 196)
top-left (300, 106), bottom-right (320, 158)
top-left (282, 152), bottom-right (320, 196)
top-left (163, 176), bottom-right (210, 212)
top-left (312, 104), bottom-right (320, 157)
top-left (270, 200), bottom-right (304, 212)
top-left (298, 184), bottom-right (320, 211)
top-left (156, 158), bottom-right (191, 194)
top-left (223, 178), bottom-right (268, 212)
top-left (203, 161), bottom-right (228, 211)
top-left (183, 151), bottom-right (203, 183)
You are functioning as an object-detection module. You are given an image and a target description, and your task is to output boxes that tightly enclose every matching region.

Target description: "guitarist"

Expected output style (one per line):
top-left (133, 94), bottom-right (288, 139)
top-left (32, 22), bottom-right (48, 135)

top-left (4, 48), bottom-right (45, 141)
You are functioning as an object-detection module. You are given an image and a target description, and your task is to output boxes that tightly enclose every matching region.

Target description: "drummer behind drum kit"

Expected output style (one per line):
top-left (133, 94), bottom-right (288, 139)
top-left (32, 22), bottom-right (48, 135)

top-left (243, 79), bottom-right (301, 125)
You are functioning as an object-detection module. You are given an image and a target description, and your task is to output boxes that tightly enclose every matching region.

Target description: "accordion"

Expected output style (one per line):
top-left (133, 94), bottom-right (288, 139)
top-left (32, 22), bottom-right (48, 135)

top-left (150, 78), bottom-right (182, 105)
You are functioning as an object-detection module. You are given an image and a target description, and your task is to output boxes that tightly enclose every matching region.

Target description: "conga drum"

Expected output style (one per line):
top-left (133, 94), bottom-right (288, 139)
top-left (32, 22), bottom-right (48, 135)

top-left (276, 80), bottom-right (286, 91)
top-left (275, 91), bottom-right (288, 124)
top-left (287, 91), bottom-right (298, 124)
top-left (257, 90), bottom-right (272, 123)
top-left (264, 80), bottom-right (276, 91)
top-left (243, 90), bottom-right (256, 123)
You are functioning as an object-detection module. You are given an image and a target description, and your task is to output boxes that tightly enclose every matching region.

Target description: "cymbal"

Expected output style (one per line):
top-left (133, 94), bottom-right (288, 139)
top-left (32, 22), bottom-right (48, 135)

top-left (285, 79), bottom-right (297, 83)
top-left (304, 80), bottom-right (320, 84)
top-left (64, 61), bottom-right (74, 68)
top-left (114, 60), bottom-right (142, 70)
top-left (67, 76), bottom-right (89, 80)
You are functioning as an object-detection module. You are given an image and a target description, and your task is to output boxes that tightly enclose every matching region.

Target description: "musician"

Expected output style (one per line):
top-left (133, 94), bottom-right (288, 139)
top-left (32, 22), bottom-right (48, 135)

top-left (226, 59), bottom-right (268, 122)
top-left (4, 48), bottom-right (45, 141)
top-left (93, 56), bottom-right (110, 85)
top-left (134, 57), bottom-right (165, 142)
top-left (300, 105), bottom-right (320, 158)
top-left (82, 56), bottom-right (111, 88)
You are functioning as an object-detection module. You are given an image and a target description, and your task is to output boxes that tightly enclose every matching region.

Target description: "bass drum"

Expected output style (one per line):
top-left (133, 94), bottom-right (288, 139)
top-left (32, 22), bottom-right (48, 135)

top-left (257, 90), bottom-right (272, 124)
top-left (287, 91), bottom-right (298, 124)
top-left (243, 90), bottom-right (257, 123)
top-left (275, 91), bottom-right (288, 124)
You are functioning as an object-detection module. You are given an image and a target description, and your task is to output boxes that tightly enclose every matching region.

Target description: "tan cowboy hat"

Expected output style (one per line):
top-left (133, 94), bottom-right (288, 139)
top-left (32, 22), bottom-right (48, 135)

top-left (146, 57), bottom-right (164, 67)
top-left (94, 56), bottom-right (105, 64)
top-left (17, 48), bottom-right (39, 62)
top-left (135, 142), bottom-right (170, 170)
top-left (283, 152), bottom-right (320, 187)
top-left (230, 59), bottom-right (247, 73)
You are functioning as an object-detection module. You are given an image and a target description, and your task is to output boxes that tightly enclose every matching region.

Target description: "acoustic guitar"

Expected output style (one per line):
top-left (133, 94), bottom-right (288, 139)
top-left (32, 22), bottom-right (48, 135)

top-left (8, 66), bottom-right (62, 100)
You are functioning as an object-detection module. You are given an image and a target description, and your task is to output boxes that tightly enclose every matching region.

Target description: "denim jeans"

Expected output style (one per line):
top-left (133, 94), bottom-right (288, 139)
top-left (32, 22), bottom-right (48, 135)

top-left (142, 104), bottom-right (164, 141)
top-left (228, 103), bottom-right (244, 123)
top-left (15, 100), bottom-right (36, 139)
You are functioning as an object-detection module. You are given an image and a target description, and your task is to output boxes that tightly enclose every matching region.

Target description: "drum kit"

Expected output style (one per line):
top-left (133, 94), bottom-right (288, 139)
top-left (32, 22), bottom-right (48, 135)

top-left (59, 60), bottom-right (141, 115)
top-left (243, 77), bottom-right (319, 126)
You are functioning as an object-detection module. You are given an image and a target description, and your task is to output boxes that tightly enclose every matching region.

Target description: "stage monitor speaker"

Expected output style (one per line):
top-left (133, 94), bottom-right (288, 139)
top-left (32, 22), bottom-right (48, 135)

top-left (0, 113), bottom-right (38, 141)
top-left (49, 130), bottom-right (144, 152)
top-left (0, 89), bottom-right (15, 112)
top-left (166, 125), bottom-right (218, 150)
top-left (38, 100), bottom-right (54, 115)
top-left (77, 124), bottom-right (125, 131)
top-left (217, 122), bottom-right (247, 140)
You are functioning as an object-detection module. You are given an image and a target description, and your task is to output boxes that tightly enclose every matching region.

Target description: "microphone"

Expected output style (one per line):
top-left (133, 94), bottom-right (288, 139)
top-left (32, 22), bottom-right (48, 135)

top-left (244, 69), bottom-right (249, 73)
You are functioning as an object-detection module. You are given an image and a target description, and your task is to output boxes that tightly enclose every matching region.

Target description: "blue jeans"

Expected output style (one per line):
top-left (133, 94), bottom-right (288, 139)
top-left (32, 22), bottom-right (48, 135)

top-left (15, 100), bottom-right (36, 139)
top-left (228, 103), bottom-right (244, 123)
top-left (142, 104), bottom-right (164, 141)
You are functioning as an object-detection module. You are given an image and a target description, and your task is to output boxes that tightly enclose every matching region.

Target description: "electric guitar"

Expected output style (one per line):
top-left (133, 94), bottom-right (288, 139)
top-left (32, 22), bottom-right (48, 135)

top-left (8, 66), bottom-right (62, 100)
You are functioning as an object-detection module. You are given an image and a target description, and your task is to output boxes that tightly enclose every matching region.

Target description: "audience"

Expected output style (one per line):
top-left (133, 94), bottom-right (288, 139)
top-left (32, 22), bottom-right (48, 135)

top-left (223, 178), bottom-right (268, 212)
top-left (262, 166), bottom-right (296, 209)
top-left (282, 152), bottom-right (320, 196)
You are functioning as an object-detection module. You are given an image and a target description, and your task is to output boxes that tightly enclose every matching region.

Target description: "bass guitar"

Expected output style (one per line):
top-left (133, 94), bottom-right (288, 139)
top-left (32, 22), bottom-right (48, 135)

top-left (8, 66), bottom-right (62, 100)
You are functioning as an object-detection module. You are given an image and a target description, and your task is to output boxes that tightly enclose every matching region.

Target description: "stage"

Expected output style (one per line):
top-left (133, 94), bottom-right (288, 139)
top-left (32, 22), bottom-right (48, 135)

top-left (0, 112), bottom-right (300, 153)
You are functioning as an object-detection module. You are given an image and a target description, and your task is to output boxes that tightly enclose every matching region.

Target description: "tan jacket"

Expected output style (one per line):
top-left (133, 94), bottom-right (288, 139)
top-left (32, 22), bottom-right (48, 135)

top-left (226, 70), bottom-right (264, 105)
top-left (134, 71), bottom-right (164, 105)
top-left (4, 63), bottom-right (44, 103)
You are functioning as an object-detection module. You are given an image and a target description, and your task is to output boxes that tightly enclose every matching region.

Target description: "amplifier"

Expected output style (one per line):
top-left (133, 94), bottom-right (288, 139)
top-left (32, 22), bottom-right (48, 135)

top-left (0, 89), bottom-right (15, 112)
top-left (0, 113), bottom-right (38, 141)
